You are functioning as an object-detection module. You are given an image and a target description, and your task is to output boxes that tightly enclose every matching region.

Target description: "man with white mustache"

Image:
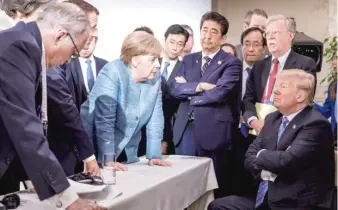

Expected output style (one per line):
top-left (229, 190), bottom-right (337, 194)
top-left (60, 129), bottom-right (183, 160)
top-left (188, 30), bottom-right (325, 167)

top-left (242, 14), bottom-right (317, 135)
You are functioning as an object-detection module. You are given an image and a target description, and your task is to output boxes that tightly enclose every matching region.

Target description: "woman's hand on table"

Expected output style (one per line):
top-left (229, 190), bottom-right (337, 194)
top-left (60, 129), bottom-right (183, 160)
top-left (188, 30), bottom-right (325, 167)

top-left (104, 162), bottom-right (128, 171)
top-left (148, 159), bottom-right (172, 167)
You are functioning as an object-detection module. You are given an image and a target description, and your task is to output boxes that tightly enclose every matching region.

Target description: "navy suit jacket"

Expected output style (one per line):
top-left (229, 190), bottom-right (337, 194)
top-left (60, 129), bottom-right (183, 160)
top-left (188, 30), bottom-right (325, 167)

top-left (0, 22), bottom-right (69, 200)
top-left (65, 56), bottom-right (108, 111)
top-left (245, 106), bottom-right (334, 208)
top-left (171, 50), bottom-right (242, 150)
top-left (47, 67), bottom-right (95, 176)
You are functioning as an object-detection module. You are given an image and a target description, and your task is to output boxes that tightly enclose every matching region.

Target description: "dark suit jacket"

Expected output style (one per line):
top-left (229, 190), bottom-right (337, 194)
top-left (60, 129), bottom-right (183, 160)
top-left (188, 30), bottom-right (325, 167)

top-left (65, 56), bottom-right (107, 111)
top-left (0, 22), bottom-right (69, 200)
top-left (244, 106), bottom-right (335, 208)
top-left (171, 50), bottom-right (242, 150)
top-left (47, 67), bottom-right (95, 176)
top-left (243, 50), bottom-right (317, 123)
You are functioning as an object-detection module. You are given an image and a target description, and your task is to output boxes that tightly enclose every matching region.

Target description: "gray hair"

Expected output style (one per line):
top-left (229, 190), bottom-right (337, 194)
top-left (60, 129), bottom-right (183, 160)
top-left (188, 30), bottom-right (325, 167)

top-left (36, 2), bottom-right (89, 38)
top-left (266, 14), bottom-right (297, 34)
top-left (0, 0), bottom-right (56, 17)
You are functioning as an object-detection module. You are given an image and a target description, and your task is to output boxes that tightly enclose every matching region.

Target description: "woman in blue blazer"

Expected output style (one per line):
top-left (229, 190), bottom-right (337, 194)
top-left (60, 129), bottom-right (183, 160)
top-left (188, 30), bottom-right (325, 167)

top-left (314, 58), bottom-right (337, 137)
top-left (81, 31), bottom-right (171, 170)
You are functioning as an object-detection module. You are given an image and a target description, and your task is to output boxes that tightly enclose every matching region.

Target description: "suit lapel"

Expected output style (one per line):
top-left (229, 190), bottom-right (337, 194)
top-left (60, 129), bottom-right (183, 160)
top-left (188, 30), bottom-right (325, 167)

top-left (266, 115), bottom-right (282, 150)
top-left (277, 106), bottom-right (311, 150)
top-left (283, 51), bottom-right (297, 69)
top-left (201, 50), bottom-right (226, 81)
top-left (192, 52), bottom-right (202, 81)
top-left (167, 61), bottom-right (181, 82)
top-left (260, 57), bottom-right (272, 96)
top-left (71, 58), bottom-right (88, 96)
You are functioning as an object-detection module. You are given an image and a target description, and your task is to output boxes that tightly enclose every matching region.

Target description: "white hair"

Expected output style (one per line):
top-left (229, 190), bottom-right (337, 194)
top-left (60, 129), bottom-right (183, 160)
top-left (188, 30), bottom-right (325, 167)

top-left (36, 2), bottom-right (89, 38)
top-left (266, 14), bottom-right (297, 34)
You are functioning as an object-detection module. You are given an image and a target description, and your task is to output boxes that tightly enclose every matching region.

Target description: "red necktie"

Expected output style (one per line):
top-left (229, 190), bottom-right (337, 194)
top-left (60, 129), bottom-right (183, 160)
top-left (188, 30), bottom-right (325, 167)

top-left (261, 58), bottom-right (279, 103)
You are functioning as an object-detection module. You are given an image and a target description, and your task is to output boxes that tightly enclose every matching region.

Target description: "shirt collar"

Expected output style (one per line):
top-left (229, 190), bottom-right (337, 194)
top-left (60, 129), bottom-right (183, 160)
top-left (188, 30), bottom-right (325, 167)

top-left (284, 108), bottom-right (304, 123)
top-left (79, 55), bottom-right (94, 63)
top-left (162, 57), bottom-right (178, 65)
top-left (202, 48), bottom-right (220, 60)
top-left (272, 48), bottom-right (291, 68)
top-left (243, 60), bottom-right (253, 70)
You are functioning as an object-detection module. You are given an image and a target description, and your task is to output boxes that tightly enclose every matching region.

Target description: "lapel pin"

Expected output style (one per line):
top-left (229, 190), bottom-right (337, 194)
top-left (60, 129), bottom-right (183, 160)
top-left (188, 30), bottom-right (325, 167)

top-left (217, 61), bottom-right (222, 65)
top-left (196, 60), bottom-right (199, 64)
top-left (293, 124), bottom-right (296, 129)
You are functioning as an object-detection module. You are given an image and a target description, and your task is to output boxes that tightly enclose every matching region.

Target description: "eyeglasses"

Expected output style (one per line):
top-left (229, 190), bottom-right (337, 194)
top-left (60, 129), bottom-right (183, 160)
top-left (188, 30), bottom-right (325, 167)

top-left (67, 33), bottom-right (80, 58)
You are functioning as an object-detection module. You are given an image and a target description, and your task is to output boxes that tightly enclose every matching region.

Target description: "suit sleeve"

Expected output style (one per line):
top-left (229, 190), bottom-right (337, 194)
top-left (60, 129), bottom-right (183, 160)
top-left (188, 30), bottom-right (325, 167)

top-left (170, 59), bottom-right (200, 99)
top-left (190, 58), bottom-right (242, 106)
top-left (146, 79), bottom-right (164, 160)
top-left (0, 42), bottom-right (69, 200)
top-left (255, 120), bottom-right (333, 175)
top-left (242, 63), bottom-right (259, 122)
top-left (47, 70), bottom-right (95, 161)
top-left (303, 57), bottom-right (317, 93)
top-left (92, 64), bottom-right (118, 158)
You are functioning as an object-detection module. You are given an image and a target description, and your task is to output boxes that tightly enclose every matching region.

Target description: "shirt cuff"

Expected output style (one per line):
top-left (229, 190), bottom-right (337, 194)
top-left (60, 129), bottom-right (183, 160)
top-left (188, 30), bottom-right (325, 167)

top-left (47, 186), bottom-right (79, 209)
top-left (83, 155), bottom-right (96, 163)
top-left (195, 83), bottom-right (203, 92)
top-left (256, 149), bottom-right (266, 158)
top-left (247, 116), bottom-right (258, 127)
top-left (24, 180), bottom-right (34, 190)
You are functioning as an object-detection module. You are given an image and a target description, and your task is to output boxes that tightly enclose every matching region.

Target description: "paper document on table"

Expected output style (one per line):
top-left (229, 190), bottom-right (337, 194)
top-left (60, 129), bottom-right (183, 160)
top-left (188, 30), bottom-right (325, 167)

top-left (249, 102), bottom-right (277, 136)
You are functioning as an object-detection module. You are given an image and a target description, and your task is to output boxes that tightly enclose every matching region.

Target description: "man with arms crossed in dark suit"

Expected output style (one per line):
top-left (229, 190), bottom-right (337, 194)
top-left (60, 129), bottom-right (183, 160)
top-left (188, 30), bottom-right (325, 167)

top-left (65, 0), bottom-right (108, 111)
top-left (0, 3), bottom-right (103, 210)
top-left (243, 14), bottom-right (317, 136)
top-left (245, 70), bottom-right (335, 209)
top-left (171, 12), bottom-right (241, 198)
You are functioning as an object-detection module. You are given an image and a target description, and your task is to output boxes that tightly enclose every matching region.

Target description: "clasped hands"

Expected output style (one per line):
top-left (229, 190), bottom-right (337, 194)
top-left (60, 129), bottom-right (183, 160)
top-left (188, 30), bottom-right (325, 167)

top-left (175, 76), bottom-right (216, 91)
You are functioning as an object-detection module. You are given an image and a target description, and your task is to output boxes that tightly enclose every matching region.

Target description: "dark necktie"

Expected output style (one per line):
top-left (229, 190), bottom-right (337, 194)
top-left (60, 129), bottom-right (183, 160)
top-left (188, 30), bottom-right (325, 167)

top-left (201, 56), bottom-right (211, 76)
top-left (86, 59), bottom-right (95, 92)
top-left (255, 116), bottom-right (289, 208)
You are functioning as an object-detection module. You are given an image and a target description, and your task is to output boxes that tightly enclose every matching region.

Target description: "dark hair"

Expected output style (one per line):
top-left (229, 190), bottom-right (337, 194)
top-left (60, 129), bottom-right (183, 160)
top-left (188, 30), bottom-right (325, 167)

top-left (330, 81), bottom-right (337, 101)
top-left (240, 27), bottom-right (266, 46)
top-left (221, 43), bottom-right (237, 57)
top-left (200, 11), bottom-right (229, 36)
top-left (244, 8), bottom-right (268, 25)
top-left (134, 26), bottom-right (154, 36)
top-left (66, 0), bottom-right (99, 15)
top-left (164, 24), bottom-right (189, 44)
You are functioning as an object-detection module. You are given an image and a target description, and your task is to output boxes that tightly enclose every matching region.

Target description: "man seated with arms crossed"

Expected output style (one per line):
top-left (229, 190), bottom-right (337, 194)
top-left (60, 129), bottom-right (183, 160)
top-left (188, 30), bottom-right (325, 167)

top-left (244, 70), bottom-right (335, 209)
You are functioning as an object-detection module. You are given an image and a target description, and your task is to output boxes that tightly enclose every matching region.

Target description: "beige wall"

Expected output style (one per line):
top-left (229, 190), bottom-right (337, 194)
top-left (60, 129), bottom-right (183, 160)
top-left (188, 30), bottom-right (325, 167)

top-left (212, 0), bottom-right (337, 101)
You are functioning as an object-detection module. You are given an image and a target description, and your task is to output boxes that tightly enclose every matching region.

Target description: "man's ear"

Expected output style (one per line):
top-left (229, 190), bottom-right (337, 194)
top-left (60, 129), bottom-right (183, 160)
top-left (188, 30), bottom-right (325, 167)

top-left (53, 28), bottom-right (68, 46)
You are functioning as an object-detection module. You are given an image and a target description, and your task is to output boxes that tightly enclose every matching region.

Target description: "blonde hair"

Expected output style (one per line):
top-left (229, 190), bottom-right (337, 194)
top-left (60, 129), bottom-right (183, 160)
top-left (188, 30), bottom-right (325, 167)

top-left (120, 31), bottom-right (162, 64)
top-left (277, 69), bottom-right (315, 105)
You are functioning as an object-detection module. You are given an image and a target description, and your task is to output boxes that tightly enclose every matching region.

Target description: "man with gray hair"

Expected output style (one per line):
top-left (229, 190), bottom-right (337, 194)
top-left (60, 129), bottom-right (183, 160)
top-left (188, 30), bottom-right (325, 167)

top-left (0, 2), bottom-right (103, 210)
top-left (243, 14), bottom-right (317, 137)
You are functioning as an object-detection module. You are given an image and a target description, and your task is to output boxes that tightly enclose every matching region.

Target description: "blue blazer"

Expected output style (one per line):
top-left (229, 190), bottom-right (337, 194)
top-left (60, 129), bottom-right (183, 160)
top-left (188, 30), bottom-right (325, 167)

top-left (81, 59), bottom-right (164, 163)
top-left (314, 84), bottom-right (336, 133)
top-left (171, 50), bottom-right (242, 150)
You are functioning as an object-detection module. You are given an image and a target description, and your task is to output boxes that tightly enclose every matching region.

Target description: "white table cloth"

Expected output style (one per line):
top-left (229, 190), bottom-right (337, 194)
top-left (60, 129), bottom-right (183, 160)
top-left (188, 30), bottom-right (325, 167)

top-left (12, 155), bottom-right (218, 210)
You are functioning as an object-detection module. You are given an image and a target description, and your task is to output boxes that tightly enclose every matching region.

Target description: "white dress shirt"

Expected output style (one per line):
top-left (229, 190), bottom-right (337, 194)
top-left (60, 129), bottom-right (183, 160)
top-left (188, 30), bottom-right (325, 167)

top-left (248, 48), bottom-right (292, 126)
top-left (160, 58), bottom-right (178, 80)
top-left (79, 56), bottom-right (97, 93)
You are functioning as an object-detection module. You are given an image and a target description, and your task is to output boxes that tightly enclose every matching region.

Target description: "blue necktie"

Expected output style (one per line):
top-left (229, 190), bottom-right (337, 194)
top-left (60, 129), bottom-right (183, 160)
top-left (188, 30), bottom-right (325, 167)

top-left (161, 62), bottom-right (170, 80)
top-left (86, 59), bottom-right (94, 92)
top-left (255, 116), bottom-right (289, 208)
top-left (201, 56), bottom-right (211, 76)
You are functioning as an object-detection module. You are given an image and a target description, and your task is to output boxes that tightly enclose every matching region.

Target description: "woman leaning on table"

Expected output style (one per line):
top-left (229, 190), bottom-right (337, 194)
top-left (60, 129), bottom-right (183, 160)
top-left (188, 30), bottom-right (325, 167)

top-left (81, 31), bottom-right (171, 170)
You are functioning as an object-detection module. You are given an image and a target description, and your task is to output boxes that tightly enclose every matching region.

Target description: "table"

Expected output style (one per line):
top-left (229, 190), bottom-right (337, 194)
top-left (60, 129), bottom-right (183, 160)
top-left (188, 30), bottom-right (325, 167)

top-left (14, 155), bottom-right (219, 210)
